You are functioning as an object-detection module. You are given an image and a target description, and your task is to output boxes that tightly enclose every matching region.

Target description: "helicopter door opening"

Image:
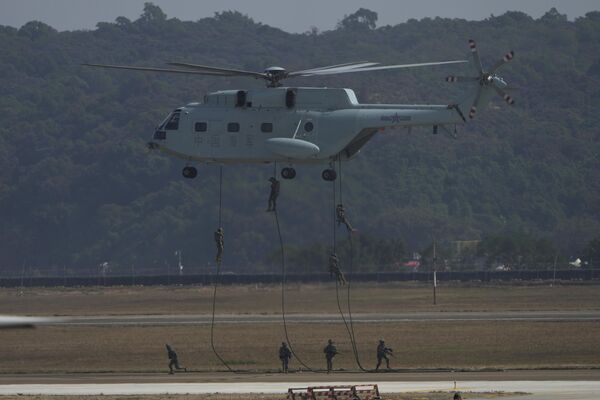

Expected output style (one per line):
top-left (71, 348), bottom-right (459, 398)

top-left (236, 90), bottom-right (247, 107)
top-left (286, 88), bottom-right (296, 109)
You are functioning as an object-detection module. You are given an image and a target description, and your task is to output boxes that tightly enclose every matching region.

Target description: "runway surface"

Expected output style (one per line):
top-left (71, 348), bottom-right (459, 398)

top-left (1, 370), bottom-right (600, 399)
top-left (54, 310), bottom-right (600, 325)
top-left (1, 379), bottom-right (599, 399)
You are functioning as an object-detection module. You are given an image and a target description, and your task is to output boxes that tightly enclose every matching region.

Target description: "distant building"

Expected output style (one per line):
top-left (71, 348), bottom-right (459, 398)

top-left (402, 260), bottom-right (421, 270)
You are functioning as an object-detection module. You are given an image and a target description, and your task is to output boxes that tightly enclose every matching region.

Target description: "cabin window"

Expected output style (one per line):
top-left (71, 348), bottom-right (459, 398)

top-left (261, 123), bottom-right (273, 133)
top-left (164, 111), bottom-right (181, 130)
top-left (195, 122), bottom-right (208, 132)
top-left (227, 122), bottom-right (240, 132)
top-left (304, 121), bottom-right (314, 132)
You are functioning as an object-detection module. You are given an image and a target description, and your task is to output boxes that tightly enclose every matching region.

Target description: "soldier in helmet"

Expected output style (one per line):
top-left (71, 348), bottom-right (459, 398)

top-left (329, 253), bottom-right (347, 285)
top-left (323, 339), bottom-right (338, 373)
top-left (165, 344), bottom-right (186, 374)
top-left (375, 339), bottom-right (393, 370)
top-left (336, 204), bottom-right (355, 233)
top-left (214, 227), bottom-right (224, 263)
top-left (453, 393), bottom-right (463, 400)
top-left (278, 341), bottom-right (292, 373)
top-left (267, 177), bottom-right (280, 212)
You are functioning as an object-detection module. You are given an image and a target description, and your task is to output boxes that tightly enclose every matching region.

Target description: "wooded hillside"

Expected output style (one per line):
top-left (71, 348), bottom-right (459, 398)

top-left (0, 4), bottom-right (599, 274)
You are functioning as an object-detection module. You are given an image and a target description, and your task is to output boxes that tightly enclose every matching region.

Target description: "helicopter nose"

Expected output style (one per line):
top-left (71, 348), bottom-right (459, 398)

top-left (148, 129), bottom-right (165, 150)
top-left (153, 129), bottom-right (166, 140)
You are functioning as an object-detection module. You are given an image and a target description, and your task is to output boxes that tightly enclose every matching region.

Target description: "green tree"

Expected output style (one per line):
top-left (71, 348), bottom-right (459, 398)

top-left (18, 21), bottom-right (56, 40)
top-left (338, 8), bottom-right (378, 30)
top-left (584, 236), bottom-right (600, 267)
top-left (0, 6), bottom-right (599, 273)
top-left (139, 2), bottom-right (167, 23)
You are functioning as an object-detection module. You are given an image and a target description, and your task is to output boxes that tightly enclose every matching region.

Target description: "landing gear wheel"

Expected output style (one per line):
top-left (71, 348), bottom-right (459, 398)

top-left (322, 169), bottom-right (337, 181)
top-left (281, 167), bottom-right (296, 180)
top-left (182, 166), bottom-right (197, 179)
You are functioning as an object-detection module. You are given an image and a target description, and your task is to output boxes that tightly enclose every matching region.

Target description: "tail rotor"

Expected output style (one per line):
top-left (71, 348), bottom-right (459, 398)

top-left (489, 50), bottom-right (515, 74)
top-left (446, 40), bottom-right (515, 119)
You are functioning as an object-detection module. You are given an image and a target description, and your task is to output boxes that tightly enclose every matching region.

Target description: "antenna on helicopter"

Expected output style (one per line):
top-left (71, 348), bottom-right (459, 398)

top-left (82, 58), bottom-right (468, 88)
top-left (445, 39), bottom-right (516, 119)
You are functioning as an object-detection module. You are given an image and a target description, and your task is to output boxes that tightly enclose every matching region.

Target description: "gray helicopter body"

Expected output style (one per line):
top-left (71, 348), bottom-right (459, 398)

top-left (150, 86), bottom-right (478, 165)
top-left (85, 40), bottom-right (515, 180)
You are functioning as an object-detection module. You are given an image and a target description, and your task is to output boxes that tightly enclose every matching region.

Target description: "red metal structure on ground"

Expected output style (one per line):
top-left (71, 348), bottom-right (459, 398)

top-left (287, 384), bottom-right (381, 400)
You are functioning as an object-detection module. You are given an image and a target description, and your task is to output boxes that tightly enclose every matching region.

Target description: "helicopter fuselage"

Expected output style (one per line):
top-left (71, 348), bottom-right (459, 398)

top-left (149, 86), bottom-right (466, 165)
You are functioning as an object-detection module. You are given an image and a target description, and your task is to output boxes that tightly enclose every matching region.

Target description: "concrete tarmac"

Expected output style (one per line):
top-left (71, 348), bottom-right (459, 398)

top-left (1, 370), bottom-right (600, 398)
top-left (55, 310), bottom-right (600, 325)
top-left (0, 379), bottom-right (599, 399)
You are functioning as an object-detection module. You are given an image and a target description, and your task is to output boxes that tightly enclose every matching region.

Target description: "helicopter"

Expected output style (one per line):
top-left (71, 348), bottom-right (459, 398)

top-left (84, 40), bottom-right (515, 181)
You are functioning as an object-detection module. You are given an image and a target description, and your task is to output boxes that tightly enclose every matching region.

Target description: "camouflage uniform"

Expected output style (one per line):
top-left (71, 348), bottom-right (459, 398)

top-left (267, 177), bottom-right (280, 211)
top-left (214, 227), bottom-right (224, 263)
top-left (328, 253), bottom-right (347, 285)
top-left (375, 340), bottom-right (393, 370)
top-left (336, 204), bottom-right (354, 232)
top-left (278, 342), bottom-right (292, 373)
top-left (166, 344), bottom-right (186, 374)
top-left (323, 339), bottom-right (338, 373)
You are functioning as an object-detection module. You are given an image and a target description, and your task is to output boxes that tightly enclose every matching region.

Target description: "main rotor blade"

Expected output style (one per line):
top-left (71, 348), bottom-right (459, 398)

top-left (82, 63), bottom-right (236, 76)
top-left (468, 39), bottom-right (484, 75)
top-left (290, 61), bottom-right (378, 75)
top-left (167, 62), bottom-right (266, 78)
top-left (297, 60), bottom-right (468, 76)
top-left (489, 51), bottom-right (515, 74)
top-left (446, 76), bottom-right (479, 83)
top-left (469, 87), bottom-right (483, 119)
top-left (493, 85), bottom-right (515, 105)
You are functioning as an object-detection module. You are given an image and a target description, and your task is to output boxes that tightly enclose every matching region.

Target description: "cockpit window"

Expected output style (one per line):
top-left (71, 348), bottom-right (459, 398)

top-left (164, 111), bottom-right (181, 130)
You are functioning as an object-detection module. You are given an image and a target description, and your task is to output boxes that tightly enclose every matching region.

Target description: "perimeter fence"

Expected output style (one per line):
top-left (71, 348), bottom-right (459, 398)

top-left (0, 269), bottom-right (599, 287)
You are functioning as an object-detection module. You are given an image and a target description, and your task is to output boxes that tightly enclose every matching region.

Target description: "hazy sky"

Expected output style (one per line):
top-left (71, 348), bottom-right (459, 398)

top-left (0, 0), bottom-right (598, 33)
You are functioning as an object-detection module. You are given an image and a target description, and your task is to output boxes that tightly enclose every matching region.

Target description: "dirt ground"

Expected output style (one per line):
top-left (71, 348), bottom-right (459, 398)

top-left (2, 283), bottom-right (599, 375)
top-left (2, 320), bottom-right (599, 373)
top-left (1, 282), bottom-right (599, 316)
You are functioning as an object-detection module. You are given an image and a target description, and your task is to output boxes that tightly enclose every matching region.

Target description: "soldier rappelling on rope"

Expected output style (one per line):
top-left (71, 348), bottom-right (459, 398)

top-left (336, 204), bottom-right (355, 233)
top-left (214, 227), bottom-right (224, 263)
top-left (329, 253), bottom-right (347, 285)
top-left (267, 176), bottom-right (280, 212)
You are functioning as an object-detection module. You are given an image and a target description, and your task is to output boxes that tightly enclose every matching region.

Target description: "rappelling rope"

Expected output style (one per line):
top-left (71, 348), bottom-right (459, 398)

top-left (273, 162), bottom-right (317, 372)
top-left (334, 158), bottom-right (368, 372)
top-left (210, 166), bottom-right (236, 373)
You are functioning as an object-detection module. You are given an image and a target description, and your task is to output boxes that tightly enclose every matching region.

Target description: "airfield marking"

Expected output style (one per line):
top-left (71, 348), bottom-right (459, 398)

top-left (1, 380), bottom-right (600, 398)
top-left (56, 310), bottom-right (600, 326)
